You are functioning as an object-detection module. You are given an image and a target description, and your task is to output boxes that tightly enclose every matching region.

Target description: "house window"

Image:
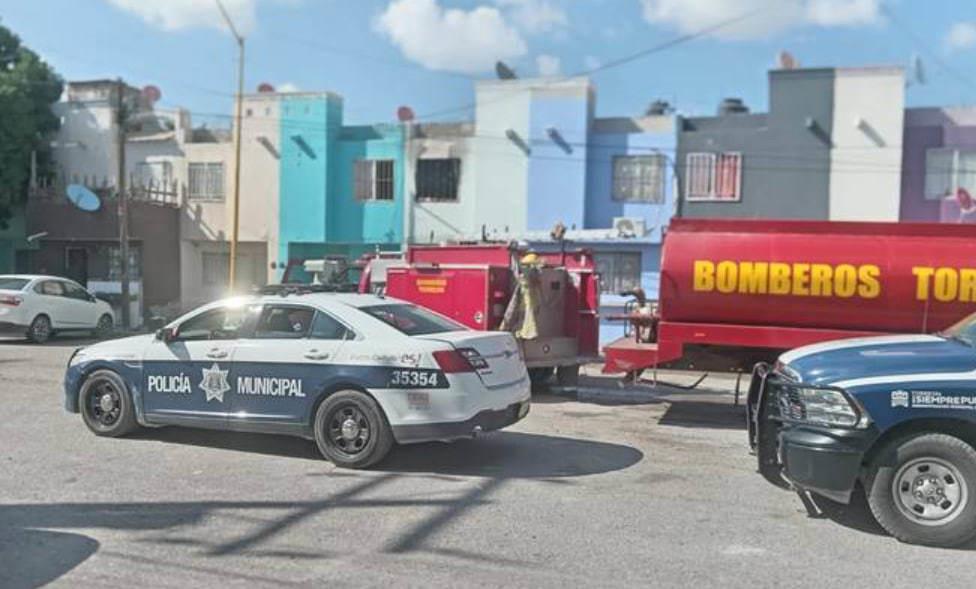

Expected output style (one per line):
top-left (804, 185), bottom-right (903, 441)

top-left (354, 159), bottom-right (395, 201)
top-left (612, 155), bottom-right (665, 203)
top-left (925, 148), bottom-right (976, 200)
top-left (685, 152), bottom-right (742, 202)
top-left (135, 161), bottom-right (172, 187)
top-left (202, 252), bottom-right (229, 286)
top-left (594, 252), bottom-right (641, 295)
top-left (416, 158), bottom-right (461, 202)
top-left (188, 163), bottom-right (225, 200)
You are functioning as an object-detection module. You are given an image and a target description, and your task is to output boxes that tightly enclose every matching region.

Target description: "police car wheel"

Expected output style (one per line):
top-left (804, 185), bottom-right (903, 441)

top-left (313, 390), bottom-right (393, 469)
top-left (866, 433), bottom-right (976, 547)
top-left (79, 369), bottom-right (138, 437)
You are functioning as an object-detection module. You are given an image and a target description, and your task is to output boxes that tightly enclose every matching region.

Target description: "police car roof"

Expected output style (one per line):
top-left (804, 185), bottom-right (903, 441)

top-left (257, 292), bottom-right (398, 309)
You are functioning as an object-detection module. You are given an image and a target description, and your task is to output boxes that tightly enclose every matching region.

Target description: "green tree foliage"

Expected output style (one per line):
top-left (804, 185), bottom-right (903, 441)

top-left (0, 21), bottom-right (63, 228)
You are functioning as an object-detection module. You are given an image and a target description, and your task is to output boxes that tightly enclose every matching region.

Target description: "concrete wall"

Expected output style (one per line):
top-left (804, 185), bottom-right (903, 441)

top-left (408, 123), bottom-right (476, 243)
top-left (901, 107), bottom-right (976, 222)
top-left (278, 94), bottom-right (342, 265)
top-left (586, 116), bottom-right (675, 243)
top-left (332, 124), bottom-right (405, 245)
top-left (240, 95), bottom-right (282, 279)
top-left (828, 68), bottom-right (904, 221)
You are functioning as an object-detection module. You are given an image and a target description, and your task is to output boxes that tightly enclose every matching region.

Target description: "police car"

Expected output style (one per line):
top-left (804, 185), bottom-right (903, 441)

top-left (749, 313), bottom-right (976, 547)
top-left (64, 291), bottom-right (531, 468)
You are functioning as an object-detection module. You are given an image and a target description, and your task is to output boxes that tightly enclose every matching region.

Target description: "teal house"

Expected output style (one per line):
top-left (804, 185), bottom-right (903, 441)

top-left (0, 207), bottom-right (29, 274)
top-left (277, 94), bottom-right (405, 270)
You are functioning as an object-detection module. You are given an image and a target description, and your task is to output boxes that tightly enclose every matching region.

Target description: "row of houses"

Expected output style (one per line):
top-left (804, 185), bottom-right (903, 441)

top-left (0, 62), bottom-right (973, 333)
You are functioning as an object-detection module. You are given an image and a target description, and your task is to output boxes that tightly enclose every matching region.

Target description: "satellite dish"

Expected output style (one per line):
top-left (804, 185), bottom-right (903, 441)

top-left (495, 61), bottom-right (518, 80)
top-left (396, 106), bottom-right (415, 122)
top-left (66, 184), bottom-right (101, 212)
top-left (142, 85), bottom-right (162, 105)
top-left (777, 51), bottom-right (797, 70)
top-left (257, 82), bottom-right (275, 93)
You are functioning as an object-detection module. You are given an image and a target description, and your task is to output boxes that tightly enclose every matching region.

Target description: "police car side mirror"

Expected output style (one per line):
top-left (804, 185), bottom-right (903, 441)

top-left (155, 327), bottom-right (177, 342)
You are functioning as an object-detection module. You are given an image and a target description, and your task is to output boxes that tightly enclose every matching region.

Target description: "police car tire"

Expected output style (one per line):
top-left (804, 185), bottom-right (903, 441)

top-left (79, 370), bottom-right (139, 437)
top-left (313, 390), bottom-right (393, 469)
top-left (866, 433), bottom-right (976, 547)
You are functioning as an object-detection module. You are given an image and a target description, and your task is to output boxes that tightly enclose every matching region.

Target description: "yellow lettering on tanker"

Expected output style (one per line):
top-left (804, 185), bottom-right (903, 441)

top-left (833, 264), bottom-right (857, 298)
top-left (934, 267), bottom-right (959, 302)
top-left (961, 269), bottom-right (976, 303)
top-left (716, 261), bottom-right (738, 293)
top-left (693, 260), bottom-right (715, 292)
top-left (913, 266), bottom-right (935, 301)
top-left (810, 264), bottom-right (833, 297)
top-left (791, 263), bottom-right (811, 296)
top-left (857, 265), bottom-right (881, 299)
top-left (769, 263), bottom-right (791, 295)
top-left (737, 262), bottom-right (768, 294)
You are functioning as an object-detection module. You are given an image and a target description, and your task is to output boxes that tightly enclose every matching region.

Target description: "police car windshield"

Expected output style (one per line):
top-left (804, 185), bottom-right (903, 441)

top-left (942, 312), bottom-right (976, 348)
top-left (361, 304), bottom-right (465, 336)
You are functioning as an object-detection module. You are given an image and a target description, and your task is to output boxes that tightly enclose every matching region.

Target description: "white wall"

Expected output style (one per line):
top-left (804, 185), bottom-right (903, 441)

top-left (52, 101), bottom-right (119, 185)
top-left (408, 132), bottom-right (476, 243)
top-left (828, 68), bottom-right (904, 221)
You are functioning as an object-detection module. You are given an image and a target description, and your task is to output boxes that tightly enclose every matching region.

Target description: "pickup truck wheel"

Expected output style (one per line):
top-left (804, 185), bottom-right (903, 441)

top-left (866, 433), bottom-right (976, 547)
top-left (79, 369), bottom-right (138, 437)
top-left (314, 390), bottom-right (393, 469)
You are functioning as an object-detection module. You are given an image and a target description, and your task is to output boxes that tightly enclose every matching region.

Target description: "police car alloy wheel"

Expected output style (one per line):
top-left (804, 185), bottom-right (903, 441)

top-left (27, 315), bottom-right (51, 344)
top-left (79, 369), bottom-right (138, 437)
top-left (866, 433), bottom-right (976, 547)
top-left (313, 390), bottom-right (393, 469)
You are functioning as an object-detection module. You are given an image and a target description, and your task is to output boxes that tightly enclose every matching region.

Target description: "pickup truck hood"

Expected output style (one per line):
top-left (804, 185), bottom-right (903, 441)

top-left (778, 334), bottom-right (976, 387)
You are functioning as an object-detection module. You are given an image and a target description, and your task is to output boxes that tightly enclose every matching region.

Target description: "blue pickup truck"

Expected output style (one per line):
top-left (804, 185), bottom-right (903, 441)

top-left (748, 312), bottom-right (976, 547)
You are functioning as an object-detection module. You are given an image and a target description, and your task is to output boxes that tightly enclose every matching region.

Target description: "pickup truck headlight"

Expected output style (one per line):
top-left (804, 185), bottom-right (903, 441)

top-left (778, 385), bottom-right (864, 428)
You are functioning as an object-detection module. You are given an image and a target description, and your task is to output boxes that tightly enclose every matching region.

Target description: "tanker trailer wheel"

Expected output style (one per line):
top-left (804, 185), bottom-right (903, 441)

top-left (865, 433), bottom-right (976, 547)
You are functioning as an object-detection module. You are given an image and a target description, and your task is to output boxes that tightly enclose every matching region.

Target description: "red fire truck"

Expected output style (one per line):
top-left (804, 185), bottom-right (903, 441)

top-left (604, 218), bottom-right (976, 376)
top-left (289, 244), bottom-right (601, 387)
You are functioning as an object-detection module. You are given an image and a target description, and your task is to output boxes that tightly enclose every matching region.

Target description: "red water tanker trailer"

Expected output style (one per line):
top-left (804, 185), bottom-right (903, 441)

top-left (604, 218), bottom-right (976, 375)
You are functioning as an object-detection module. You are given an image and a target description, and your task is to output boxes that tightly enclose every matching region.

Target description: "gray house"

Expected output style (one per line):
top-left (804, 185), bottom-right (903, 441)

top-left (677, 66), bottom-right (904, 222)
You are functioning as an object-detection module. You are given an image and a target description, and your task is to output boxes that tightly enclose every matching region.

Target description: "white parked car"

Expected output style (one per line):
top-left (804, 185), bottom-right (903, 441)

top-left (0, 275), bottom-right (115, 343)
top-left (64, 291), bottom-right (531, 468)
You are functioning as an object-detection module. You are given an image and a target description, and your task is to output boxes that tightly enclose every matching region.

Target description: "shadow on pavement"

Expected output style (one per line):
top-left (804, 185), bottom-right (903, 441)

top-left (0, 529), bottom-right (99, 589)
top-left (128, 427), bottom-right (322, 460)
top-left (657, 398), bottom-right (746, 430)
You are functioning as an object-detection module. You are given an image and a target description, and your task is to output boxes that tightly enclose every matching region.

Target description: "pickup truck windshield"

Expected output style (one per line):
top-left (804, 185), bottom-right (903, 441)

top-left (942, 312), bottom-right (976, 347)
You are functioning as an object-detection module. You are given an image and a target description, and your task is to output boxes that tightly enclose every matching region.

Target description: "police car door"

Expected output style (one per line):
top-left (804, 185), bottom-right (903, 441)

top-left (230, 303), bottom-right (351, 428)
top-left (141, 303), bottom-right (248, 425)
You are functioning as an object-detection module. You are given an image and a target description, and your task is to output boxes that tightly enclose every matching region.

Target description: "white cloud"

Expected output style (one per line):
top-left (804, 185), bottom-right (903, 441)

top-left (583, 55), bottom-right (602, 70)
top-left (106, 0), bottom-right (259, 33)
top-left (277, 82), bottom-right (301, 93)
top-left (536, 54), bottom-right (561, 76)
top-left (944, 22), bottom-right (976, 52)
top-left (375, 0), bottom-right (527, 74)
top-left (638, 0), bottom-right (881, 40)
top-left (495, 0), bottom-right (568, 34)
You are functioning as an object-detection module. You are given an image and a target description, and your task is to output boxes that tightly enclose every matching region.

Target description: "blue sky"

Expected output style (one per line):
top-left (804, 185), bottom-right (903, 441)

top-left (2, 0), bottom-right (975, 128)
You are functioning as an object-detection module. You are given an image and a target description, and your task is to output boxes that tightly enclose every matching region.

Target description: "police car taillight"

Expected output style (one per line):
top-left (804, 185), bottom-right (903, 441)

top-left (433, 350), bottom-right (475, 373)
top-left (457, 348), bottom-right (489, 370)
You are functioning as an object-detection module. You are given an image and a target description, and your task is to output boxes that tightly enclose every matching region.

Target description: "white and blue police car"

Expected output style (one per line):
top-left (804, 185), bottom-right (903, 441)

top-left (64, 291), bottom-right (531, 468)
top-left (749, 312), bottom-right (976, 547)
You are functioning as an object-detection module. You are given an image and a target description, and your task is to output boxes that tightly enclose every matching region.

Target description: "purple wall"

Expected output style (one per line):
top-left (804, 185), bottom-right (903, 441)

top-left (901, 108), bottom-right (976, 222)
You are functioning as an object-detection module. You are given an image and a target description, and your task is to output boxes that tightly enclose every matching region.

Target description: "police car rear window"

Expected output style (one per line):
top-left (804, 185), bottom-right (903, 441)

top-left (361, 304), bottom-right (464, 336)
top-left (0, 278), bottom-right (29, 290)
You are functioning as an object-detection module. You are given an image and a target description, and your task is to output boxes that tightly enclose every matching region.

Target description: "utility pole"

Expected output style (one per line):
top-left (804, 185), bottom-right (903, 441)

top-left (217, 0), bottom-right (245, 292)
top-left (115, 78), bottom-right (131, 329)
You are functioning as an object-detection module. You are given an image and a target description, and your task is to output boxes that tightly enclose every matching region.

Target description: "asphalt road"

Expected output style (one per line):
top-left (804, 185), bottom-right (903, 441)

top-left (3, 338), bottom-right (976, 588)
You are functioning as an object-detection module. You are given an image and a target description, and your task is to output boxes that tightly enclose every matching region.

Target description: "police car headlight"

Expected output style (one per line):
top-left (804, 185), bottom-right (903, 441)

top-left (778, 386), bottom-right (864, 428)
